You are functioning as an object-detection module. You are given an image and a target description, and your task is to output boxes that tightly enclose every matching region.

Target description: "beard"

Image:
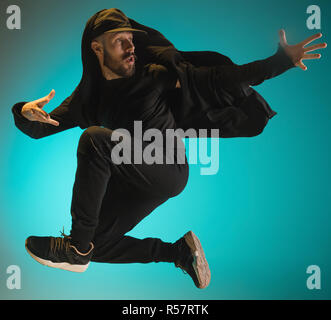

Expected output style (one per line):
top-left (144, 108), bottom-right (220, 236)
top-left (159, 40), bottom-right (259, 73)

top-left (104, 50), bottom-right (137, 78)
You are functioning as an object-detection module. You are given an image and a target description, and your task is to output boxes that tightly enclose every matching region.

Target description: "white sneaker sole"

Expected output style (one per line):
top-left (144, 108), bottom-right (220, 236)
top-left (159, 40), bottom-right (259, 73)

top-left (25, 239), bottom-right (89, 273)
top-left (184, 231), bottom-right (211, 289)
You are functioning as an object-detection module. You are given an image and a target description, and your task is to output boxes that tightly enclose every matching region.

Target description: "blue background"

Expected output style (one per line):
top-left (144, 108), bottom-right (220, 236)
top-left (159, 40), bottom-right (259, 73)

top-left (0, 0), bottom-right (330, 299)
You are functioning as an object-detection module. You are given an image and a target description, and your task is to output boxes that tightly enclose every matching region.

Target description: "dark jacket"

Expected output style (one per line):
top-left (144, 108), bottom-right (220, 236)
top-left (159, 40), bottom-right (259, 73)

top-left (129, 18), bottom-right (295, 137)
top-left (11, 17), bottom-right (295, 139)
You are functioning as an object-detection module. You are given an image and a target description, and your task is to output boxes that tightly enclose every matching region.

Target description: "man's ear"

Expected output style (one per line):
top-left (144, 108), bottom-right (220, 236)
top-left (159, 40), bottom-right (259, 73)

top-left (91, 40), bottom-right (103, 57)
top-left (91, 40), bottom-right (105, 70)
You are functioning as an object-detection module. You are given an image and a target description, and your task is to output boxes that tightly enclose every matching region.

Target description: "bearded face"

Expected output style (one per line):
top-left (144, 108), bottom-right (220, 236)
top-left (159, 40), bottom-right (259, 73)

top-left (92, 31), bottom-right (137, 79)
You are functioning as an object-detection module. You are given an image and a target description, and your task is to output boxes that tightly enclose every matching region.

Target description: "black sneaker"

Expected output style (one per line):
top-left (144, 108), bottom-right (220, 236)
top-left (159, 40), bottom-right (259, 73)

top-left (173, 231), bottom-right (211, 289)
top-left (25, 231), bottom-right (94, 273)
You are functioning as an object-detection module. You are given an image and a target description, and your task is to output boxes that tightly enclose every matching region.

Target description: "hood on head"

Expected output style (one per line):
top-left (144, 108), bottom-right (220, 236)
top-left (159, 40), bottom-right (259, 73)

top-left (66, 8), bottom-right (180, 128)
top-left (68, 9), bottom-right (148, 124)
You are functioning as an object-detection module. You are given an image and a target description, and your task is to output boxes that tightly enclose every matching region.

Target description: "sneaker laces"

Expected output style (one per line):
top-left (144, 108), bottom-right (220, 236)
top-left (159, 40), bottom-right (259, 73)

top-left (50, 227), bottom-right (71, 254)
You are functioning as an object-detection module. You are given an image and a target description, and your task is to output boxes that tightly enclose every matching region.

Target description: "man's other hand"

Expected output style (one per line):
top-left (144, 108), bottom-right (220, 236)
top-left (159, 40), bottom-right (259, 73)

top-left (21, 89), bottom-right (59, 126)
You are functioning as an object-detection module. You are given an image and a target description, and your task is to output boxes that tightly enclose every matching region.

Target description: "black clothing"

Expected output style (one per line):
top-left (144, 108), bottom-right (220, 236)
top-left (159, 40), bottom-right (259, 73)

top-left (97, 63), bottom-right (178, 137)
top-left (71, 125), bottom-right (188, 262)
top-left (68, 64), bottom-right (189, 260)
top-left (129, 18), bottom-right (296, 137)
top-left (11, 14), bottom-right (296, 264)
top-left (173, 44), bottom-right (295, 137)
top-left (11, 43), bottom-right (294, 140)
top-left (14, 12), bottom-right (295, 140)
top-left (11, 62), bottom-right (178, 140)
top-left (13, 63), bottom-right (189, 264)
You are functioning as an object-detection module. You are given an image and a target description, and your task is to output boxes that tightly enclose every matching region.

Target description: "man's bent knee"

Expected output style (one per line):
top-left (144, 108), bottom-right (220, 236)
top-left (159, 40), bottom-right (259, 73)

top-left (77, 126), bottom-right (114, 158)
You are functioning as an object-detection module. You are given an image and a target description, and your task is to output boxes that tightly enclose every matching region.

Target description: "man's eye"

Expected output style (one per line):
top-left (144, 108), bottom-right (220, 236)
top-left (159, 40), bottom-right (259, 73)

top-left (116, 38), bottom-right (133, 42)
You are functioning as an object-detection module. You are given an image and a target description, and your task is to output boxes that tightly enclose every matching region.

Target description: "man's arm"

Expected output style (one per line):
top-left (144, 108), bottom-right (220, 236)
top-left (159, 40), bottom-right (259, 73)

top-left (215, 30), bottom-right (327, 88)
top-left (12, 91), bottom-right (78, 139)
top-left (175, 30), bottom-right (327, 90)
top-left (216, 42), bottom-right (296, 89)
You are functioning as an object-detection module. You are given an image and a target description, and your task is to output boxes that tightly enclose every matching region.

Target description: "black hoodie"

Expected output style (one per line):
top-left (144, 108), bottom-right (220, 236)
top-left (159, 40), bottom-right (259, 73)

top-left (11, 9), bottom-right (295, 139)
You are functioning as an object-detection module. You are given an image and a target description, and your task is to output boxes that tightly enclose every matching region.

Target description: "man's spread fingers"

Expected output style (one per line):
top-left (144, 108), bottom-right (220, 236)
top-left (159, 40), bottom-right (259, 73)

top-left (34, 113), bottom-right (59, 126)
top-left (278, 29), bottom-right (287, 46)
top-left (35, 95), bottom-right (49, 105)
top-left (40, 109), bottom-right (50, 118)
top-left (303, 53), bottom-right (321, 60)
top-left (303, 42), bottom-right (327, 53)
top-left (34, 108), bottom-right (50, 119)
top-left (48, 89), bottom-right (56, 100)
top-left (33, 113), bottom-right (49, 123)
top-left (47, 118), bottom-right (60, 126)
top-left (38, 99), bottom-right (50, 108)
top-left (301, 33), bottom-right (322, 47)
top-left (35, 89), bottom-right (55, 107)
top-left (298, 61), bottom-right (307, 71)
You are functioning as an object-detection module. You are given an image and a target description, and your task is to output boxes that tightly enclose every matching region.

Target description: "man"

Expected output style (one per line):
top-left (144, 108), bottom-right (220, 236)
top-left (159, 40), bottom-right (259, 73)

top-left (12, 8), bottom-right (326, 289)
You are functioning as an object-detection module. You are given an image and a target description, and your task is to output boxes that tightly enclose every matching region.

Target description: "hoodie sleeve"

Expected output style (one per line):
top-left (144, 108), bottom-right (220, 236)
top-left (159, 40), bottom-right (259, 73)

top-left (12, 95), bottom-right (78, 139)
top-left (129, 16), bottom-right (295, 86)
top-left (168, 44), bottom-right (296, 138)
top-left (216, 43), bottom-right (296, 88)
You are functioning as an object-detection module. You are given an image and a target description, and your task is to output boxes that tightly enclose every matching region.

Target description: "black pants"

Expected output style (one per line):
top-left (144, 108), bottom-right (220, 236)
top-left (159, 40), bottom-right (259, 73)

top-left (69, 126), bottom-right (189, 263)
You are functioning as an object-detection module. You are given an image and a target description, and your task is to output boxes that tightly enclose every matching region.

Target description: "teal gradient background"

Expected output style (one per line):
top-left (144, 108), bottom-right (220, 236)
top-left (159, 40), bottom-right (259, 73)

top-left (0, 0), bottom-right (330, 299)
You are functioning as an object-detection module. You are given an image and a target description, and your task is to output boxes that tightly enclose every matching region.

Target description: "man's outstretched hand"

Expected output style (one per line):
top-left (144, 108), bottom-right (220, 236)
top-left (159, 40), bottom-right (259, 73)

top-left (278, 29), bottom-right (327, 71)
top-left (21, 89), bottom-right (59, 126)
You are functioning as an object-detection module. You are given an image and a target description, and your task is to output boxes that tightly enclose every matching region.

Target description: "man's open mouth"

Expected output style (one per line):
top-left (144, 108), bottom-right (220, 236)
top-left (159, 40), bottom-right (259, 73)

top-left (125, 56), bottom-right (135, 64)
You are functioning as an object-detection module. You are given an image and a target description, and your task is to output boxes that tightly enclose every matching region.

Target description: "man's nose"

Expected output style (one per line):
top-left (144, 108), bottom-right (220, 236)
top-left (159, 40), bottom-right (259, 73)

top-left (124, 39), bottom-right (135, 53)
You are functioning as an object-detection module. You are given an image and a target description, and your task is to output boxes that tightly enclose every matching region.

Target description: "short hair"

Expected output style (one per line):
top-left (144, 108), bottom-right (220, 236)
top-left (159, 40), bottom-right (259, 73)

top-left (92, 33), bottom-right (106, 46)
